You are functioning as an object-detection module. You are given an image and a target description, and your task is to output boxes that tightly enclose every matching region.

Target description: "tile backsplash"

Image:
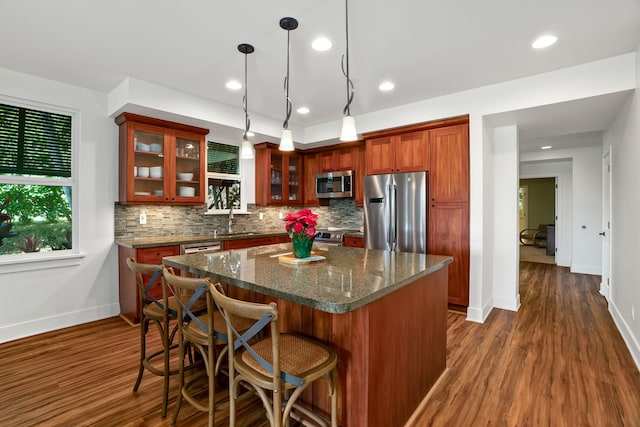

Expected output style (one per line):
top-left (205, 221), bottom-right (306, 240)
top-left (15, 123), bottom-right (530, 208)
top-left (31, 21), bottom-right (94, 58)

top-left (114, 199), bottom-right (363, 239)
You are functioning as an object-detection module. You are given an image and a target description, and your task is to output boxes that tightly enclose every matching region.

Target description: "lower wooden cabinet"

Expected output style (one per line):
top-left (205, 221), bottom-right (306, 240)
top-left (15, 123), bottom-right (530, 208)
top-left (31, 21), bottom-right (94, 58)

top-left (223, 235), bottom-right (289, 250)
top-left (343, 236), bottom-right (364, 248)
top-left (118, 244), bottom-right (180, 324)
top-left (429, 202), bottom-right (469, 308)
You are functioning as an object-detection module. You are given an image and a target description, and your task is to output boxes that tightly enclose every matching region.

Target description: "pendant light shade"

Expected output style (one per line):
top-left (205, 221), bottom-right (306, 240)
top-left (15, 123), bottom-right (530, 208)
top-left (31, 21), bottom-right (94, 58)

top-left (240, 139), bottom-right (254, 159)
top-left (238, 43), bottom-right (255, 159)
top-left (279, 17), bottom-right (298, 151)
top-left (340, 115), bottom-right (357, 142)
top-left (340, 0), bottom-right (357, 141)
top-left (280, 129), bottom-right (294, 151)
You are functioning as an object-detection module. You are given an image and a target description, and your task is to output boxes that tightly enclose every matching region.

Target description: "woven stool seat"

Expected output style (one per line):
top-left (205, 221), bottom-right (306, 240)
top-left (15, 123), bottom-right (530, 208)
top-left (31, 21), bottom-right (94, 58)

top-left (240, 334), bottom-right (331, 379)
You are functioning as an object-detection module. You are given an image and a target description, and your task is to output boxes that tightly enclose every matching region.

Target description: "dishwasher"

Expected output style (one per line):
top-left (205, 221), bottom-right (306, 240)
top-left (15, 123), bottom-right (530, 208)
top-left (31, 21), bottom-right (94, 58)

top-left (180, 241), bottom-right (222, 254)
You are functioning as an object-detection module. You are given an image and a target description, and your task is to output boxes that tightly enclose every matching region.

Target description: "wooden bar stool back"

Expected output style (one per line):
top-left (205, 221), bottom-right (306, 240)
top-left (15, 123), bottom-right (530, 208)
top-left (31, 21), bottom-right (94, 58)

top-left (209, 283), bottom-right (338, 427)
top-left (125, 258), bottom-right (185, 418)
top-left (162, 267), bottom-right (231, 427)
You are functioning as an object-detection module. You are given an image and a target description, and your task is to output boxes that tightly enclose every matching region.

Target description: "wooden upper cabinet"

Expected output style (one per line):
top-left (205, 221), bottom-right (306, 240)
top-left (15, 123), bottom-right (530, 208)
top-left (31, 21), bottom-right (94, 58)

top-left (429, 124), bottom-right (469, 203)
top-left (365, 136), bottom-right (395, 175)
top-left (116, 113), bottom-right (208, 205)
top-left (319, 147), bottom-right (354, 172)
top-left (255, 143), bottom-right (303, 206)
top-left (395, 131), bottom-right (430, 172)
top-left (303, 153), bottom-right (321, 206)
top-left (319, 151), bottom-right (335, 172)
top-left (365, 131), bottom-right (429, 175)
top-left (353, 145), bottom-right (365, 206)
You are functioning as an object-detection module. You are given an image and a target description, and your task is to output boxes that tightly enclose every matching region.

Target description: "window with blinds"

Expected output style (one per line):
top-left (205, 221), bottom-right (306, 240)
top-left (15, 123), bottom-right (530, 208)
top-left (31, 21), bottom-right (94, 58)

top-left (0, 101), bottom-right (75, 256)
top-left (207, 141), bottom-right (239, 175)
top-left (205, 141), bottom-right (247, 213)
top-left (0, 104), bottom-right (72, 178)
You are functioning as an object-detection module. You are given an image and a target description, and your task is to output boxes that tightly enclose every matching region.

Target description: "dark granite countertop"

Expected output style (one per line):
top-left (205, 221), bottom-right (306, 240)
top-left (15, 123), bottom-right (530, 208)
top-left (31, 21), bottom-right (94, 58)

top-left (116, 230), bottom-right (288, 249)
top-left (163, 243), bottom-right (453, 314)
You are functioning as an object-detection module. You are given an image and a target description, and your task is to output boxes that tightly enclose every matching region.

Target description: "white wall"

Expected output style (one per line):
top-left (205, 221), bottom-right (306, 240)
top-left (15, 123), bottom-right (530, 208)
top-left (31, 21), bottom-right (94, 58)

top-left (603, 45), bottom-right (640, 369)
top-left (491, 126), bottom-right (520, 311)
top-left (0, 67), bottom-right (119, 342)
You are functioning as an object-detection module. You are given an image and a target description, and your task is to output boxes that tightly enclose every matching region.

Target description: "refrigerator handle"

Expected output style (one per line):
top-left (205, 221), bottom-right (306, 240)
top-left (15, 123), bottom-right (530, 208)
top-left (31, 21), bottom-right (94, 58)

top-left (389, 183), bottom-right (397, 250)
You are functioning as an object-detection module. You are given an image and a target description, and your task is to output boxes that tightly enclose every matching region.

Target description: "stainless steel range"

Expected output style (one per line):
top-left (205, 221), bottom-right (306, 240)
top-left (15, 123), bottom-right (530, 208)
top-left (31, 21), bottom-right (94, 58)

top-left (314, 229), bottom-right (361, 246)
top-left (314, 230), bottom-right (345, 246)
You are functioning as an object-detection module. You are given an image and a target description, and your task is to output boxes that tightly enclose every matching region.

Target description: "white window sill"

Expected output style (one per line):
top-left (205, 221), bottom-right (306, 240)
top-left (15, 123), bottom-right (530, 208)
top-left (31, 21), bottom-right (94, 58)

top-left (0, 252), bottom-right (85, 274)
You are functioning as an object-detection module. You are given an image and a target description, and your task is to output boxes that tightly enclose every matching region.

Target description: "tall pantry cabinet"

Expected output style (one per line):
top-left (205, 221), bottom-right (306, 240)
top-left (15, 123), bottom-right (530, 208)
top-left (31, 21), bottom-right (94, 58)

top-left (363, 117), bottom-right (470, 310)
top-left (428, 124), bottom-right (470, 308)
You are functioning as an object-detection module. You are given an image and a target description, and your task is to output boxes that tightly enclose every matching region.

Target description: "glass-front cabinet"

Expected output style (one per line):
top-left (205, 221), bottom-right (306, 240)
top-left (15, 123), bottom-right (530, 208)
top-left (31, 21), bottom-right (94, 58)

top-left (116, 113), bottom-right (208, 205)
top-left (255, 142), bottom-right (302, 206)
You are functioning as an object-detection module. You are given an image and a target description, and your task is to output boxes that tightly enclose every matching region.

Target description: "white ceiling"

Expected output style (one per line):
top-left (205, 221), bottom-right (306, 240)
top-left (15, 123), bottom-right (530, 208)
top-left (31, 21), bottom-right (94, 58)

top-left (1, 0), bottom-right (639, 149)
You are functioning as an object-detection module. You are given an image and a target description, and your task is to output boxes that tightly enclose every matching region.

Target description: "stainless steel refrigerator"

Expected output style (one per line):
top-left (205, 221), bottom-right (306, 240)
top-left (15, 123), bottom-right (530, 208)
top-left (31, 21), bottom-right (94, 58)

top-left (364, 171), bottom-right (428, 253)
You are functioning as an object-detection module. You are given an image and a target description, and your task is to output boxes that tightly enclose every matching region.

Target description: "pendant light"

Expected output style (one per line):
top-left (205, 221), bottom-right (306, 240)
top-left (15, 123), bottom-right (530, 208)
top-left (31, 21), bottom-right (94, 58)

top-left (238, 43), bottom-right (255, 159)
top-left (340, 0), bottom-right (357, 142)
top-left (279, 17), bottom-right (298, 152)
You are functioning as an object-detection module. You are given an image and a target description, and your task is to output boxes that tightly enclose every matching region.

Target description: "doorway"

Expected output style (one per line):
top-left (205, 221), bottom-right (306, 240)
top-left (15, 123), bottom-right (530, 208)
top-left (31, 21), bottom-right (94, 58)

top-left (519, 177), bottom-right (556, 264)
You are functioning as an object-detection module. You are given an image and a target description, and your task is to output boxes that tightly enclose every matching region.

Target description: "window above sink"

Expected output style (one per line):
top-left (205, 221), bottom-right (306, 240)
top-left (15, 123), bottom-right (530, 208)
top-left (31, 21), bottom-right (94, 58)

top-left (205, 141), bottom-right (250, 215)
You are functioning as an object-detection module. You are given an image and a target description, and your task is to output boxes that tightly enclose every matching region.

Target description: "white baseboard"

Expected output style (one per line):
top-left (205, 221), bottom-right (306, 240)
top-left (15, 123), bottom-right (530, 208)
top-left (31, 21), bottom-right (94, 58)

top-left (467, 297), bottom-right (494, 323)
top-left (570, 264), bottom-right (602, 275)
top-left (0, 303), bottom-right (120, 344)
top-left (493, 293), bottom-right (521, 312)
top-left (599, 281), bottom-right (610, 300)
top-left (609, 299), bottom-right (640, 372)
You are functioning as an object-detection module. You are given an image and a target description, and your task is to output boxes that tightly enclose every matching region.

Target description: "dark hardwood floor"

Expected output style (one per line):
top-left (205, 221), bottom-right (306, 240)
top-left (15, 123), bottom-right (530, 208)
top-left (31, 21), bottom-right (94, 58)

top-left (1, 262), bottom-right (639, 426)
top-left (409, 262), bottom-right (640, 427)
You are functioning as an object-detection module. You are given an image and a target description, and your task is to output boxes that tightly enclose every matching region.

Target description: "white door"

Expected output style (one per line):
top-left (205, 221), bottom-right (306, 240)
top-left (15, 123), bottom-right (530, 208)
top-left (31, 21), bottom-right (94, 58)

top-left (601, 150), bottom-right (612, 300)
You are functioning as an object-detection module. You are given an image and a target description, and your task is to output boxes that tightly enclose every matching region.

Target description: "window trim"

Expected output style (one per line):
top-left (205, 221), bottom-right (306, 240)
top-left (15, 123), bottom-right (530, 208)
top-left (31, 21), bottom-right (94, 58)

top-left (0, 95), bottom-right (79, 259)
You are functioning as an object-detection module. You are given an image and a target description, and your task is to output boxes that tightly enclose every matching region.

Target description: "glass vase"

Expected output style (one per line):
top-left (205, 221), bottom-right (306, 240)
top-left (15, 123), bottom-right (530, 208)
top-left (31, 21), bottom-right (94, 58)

top-left (291, 235), bottom-right (314, 258)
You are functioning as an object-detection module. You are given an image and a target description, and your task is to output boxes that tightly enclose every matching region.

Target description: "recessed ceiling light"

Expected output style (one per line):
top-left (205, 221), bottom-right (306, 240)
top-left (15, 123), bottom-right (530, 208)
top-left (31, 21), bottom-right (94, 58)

top-left (246, 131), bottom-right (255, 137)
top-left (297, 107), bottom-right (310, 114)
top-left (532, 35), bottom-right (557, 49)
top-left (379, 81), bottom-right (395, 91)
top-left (541, 145), bottom-right (552, 150)
top-left (312, 37), bottom-right (332, 51)
top-left (225, 80), bottom-right (242, 90)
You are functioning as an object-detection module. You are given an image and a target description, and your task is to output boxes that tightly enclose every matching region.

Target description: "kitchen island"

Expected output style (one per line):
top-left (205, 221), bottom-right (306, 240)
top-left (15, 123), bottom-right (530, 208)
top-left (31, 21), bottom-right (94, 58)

top-left (164, 244), bottom-right (452, 427)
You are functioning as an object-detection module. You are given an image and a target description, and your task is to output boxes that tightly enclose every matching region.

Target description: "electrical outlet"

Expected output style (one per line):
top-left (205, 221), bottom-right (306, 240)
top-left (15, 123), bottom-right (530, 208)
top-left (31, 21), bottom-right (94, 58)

top-left (139, 211), bottom-right (147, 225)
top-left (632, 305), bottom-right (636, 321)
top-left (278, 211), bottom-right (284, 219)
top-left (259, 212), bottom-right (264, 220)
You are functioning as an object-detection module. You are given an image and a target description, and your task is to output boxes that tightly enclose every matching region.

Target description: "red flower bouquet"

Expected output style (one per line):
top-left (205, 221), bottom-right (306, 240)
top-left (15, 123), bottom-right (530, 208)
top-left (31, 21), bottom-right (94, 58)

top-left (283, 208), bottom-right (318, 258)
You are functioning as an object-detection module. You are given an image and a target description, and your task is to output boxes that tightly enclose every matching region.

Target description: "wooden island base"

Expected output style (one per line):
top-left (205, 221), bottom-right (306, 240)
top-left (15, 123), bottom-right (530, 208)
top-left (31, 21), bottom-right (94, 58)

top-left (228, 267), bottom-right (448, 427)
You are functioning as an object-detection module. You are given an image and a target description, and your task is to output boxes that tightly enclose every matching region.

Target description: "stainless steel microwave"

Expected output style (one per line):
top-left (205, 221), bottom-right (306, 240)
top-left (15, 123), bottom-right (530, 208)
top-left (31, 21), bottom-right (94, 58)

top-left (316, 170), bottom-right (353, 198)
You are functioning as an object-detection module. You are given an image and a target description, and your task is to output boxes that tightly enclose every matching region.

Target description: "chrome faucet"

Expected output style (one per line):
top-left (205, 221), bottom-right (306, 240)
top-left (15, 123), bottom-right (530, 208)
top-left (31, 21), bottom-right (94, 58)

top-left (228, 207), bottom-right (234, 233)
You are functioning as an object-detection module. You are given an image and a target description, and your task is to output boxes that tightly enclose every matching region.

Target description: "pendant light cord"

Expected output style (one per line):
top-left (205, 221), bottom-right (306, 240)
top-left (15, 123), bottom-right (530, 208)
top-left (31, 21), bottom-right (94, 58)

top-left (283, 28), bottom-right (293, 130)
top-left (243, 50), bottom-right (250, 139)
top-left (342, 0), bottom-right (354, 116)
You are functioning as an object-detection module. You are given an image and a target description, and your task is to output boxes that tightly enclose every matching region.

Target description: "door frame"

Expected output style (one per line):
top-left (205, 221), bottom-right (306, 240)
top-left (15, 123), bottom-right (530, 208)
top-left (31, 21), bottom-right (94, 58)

top-left (600, 148), bottom-right (612, 300)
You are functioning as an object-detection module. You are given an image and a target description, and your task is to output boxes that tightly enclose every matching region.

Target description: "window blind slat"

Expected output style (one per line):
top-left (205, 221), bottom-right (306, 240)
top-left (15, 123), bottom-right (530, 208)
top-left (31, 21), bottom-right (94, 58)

top-left (0, 104), bottom-right (72, 177)
top-left (207, 141), bottom-right (239, 175)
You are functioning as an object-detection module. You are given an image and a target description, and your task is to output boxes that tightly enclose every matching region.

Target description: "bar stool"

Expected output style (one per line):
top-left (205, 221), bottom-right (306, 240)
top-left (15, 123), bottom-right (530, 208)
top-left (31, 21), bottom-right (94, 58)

top-left (209, 282), bottom-right (338, 427)
top-left (163, 267), bottom-right (253, 427)
top-left (125, 258), bottom-right (205, 417)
